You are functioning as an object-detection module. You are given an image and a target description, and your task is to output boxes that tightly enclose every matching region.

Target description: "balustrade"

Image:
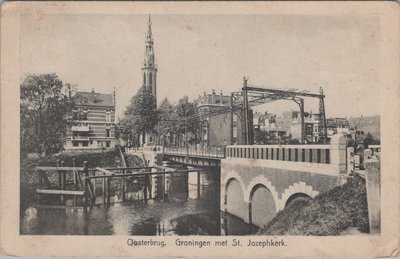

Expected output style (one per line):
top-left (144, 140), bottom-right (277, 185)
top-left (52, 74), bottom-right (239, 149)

top-left (225, 145), bottom-right (332, 164)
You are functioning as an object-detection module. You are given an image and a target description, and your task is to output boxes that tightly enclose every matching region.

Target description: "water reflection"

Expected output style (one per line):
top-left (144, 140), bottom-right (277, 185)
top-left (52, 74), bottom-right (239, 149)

top-left (21, 178), bottom-right (257, 236)
top-left (21, 199), bottom-right (220, 235)
top-left (221, 211), bottom-right (259, 235)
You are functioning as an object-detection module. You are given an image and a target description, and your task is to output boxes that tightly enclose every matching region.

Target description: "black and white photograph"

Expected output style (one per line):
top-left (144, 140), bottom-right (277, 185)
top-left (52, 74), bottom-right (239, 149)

top-left (1, 1), bottom-right (399, 258)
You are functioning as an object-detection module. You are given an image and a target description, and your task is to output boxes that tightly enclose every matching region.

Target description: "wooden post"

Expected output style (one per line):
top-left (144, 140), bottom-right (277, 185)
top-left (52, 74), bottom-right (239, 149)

top-left (197, 170), bottom-right (201, 199)
top-left (61, 160), bottom-right (66, 188)
top-left (185, 171), bottom-right (189, 200)
top-left (72, 158), bottom-right (77, 188)
top-left (57, 159), bottom-right (61, 188)
top-left (169, 172), bottom-right (173, 201)
top-left (122, 169), bottom-right (126, 202)
top-left (92, 169), bottom-right (96, 203)
top-left (83, 161), bottom-right (88, 209)
top-left (144, 174), bottom-right (148, 204)
top-left (148, 169), bottom-right (153, 200)
top-left (102, 173), bottom-right (106, 205)
top-left (162, 169), bottom-right (166, 201)
top-left (106, 177), bottom-right (111, 207)
top-left (38, 170), bottom-right (43, 204)
top-left (73, 157), bottom-right (78, 206)
top-left (61, 161), bottom-right (66, 205)
top-left (57, 160), bottom-right (63, 205)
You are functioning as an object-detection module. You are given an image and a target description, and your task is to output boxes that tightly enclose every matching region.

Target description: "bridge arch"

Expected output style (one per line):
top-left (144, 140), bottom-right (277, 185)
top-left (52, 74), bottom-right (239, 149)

top-left (224, 177), bottom-right (247, 220)
top-left (280, 182), bottom-right (319, 210)
top-left (284, 193), bottom-right (312, 208)
top-left (222, 171), bottom-right (247, 203)
top-left (248, 184), bottom-right (277, 227)
top-left (244, 175), bottom-right (279, 207)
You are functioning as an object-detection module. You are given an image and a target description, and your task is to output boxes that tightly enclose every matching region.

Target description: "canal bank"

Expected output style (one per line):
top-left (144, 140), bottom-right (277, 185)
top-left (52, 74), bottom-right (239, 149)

top-left (258, 174), bottom-right (369, 235)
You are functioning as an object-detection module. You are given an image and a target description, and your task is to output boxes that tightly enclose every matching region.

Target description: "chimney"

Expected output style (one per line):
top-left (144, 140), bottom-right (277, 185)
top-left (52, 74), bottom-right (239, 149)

top-left (220, 90), bottom-right (223, 106)
top-left (212, 89), bottom-right (215, 103)
top-left (91, 88), bottom-right (95, 93)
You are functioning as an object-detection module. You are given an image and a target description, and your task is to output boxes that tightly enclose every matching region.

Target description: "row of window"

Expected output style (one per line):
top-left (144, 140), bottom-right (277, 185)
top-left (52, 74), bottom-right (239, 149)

top-left (72, 110), bottom-right (113, 122)
top-left (72, 140), bottom-right (111, 148)
top-left (71, 129), bottom-right (111, 137)
top-left (227, 147), bottom-right (331, 164)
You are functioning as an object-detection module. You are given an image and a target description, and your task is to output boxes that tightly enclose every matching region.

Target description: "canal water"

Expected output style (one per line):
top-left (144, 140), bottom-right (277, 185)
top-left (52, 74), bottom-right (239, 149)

top-left (21, 172), bottom-right (257, 236)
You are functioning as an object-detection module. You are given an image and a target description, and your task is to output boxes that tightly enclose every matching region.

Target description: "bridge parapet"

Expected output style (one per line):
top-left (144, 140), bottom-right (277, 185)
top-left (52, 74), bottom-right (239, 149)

top-left (225, 134), bottom-right (347, 172)
top-left (226, 144), bottom-right (331, 164)
top-left (164, 146), bottom-right (225, 158)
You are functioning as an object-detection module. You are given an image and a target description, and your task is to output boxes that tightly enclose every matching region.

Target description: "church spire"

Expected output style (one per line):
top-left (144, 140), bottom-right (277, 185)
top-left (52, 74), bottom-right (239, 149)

top-left (142, 14), bottom-right (157, 99)
top-left (146, 14), bottom-right (153, 42)
top-left (143, 14), bottom-right (155, 67)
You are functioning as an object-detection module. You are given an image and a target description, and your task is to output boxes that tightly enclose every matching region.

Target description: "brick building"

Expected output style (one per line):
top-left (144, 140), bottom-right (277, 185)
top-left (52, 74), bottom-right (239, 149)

top-left (64, 89), bottom-right (117, 150)
top-left (291, 111), bottom-right (324, 143)
top-left (290, 111), bottom-right (350, 143)
top-left (195, 90), bottom-right (232, 146)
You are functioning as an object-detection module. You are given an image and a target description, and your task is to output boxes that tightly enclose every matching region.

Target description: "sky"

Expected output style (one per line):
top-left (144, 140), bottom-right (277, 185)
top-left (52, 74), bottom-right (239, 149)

top-left (20, 13), bottom-right (381, 119)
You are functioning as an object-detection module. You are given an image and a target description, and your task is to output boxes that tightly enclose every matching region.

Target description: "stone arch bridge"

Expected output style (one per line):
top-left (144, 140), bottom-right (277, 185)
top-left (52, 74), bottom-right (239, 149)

top-left (143, 135), bottom-right (347, 229)
top-left (221, 135), bottom-right (346, 228)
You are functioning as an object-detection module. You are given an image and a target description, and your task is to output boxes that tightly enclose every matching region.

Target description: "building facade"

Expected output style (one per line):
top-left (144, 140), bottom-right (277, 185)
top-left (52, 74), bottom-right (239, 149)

top-left (290, 111), bottom-right (350, 143)
top-left (291, 111), bottom-right (323, 143)
top-left (253, 111), bottom-right (287, 144)
top-left (64, 90), bottom-right (117, 150)
top-left (195, 90), bottom-right (232, 146)
top-left (326, 118), bottom-right (350, 138)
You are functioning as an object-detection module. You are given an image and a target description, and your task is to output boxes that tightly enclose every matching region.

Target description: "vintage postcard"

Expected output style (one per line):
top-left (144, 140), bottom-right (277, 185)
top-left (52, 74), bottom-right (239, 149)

top-left (0, 1), bottom-right (399, 258)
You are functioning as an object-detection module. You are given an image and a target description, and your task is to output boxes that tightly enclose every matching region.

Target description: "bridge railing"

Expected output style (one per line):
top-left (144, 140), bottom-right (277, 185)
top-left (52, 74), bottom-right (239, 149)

top-left (163, 145), bottom-right (225, 158)
top-left (226, 144), bottom-right (332, 164)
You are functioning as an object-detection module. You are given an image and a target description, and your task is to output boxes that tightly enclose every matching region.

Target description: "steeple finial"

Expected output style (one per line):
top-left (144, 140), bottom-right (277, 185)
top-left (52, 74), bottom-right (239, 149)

top-left (146, 14), bottom-right (152, 40)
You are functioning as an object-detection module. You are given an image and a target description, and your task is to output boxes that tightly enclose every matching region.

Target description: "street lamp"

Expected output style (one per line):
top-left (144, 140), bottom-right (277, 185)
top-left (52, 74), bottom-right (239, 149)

top-left (351, 115), bottom-right (363, 152)
top-left (349, 115), bottom-right (363, 173)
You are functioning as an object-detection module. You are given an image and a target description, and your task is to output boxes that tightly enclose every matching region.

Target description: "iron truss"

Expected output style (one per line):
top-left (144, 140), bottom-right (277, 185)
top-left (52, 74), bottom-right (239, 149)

top-left (232, 85), bottom-right (324, 110)
top-left (156, 78), bottom-right (328, 144)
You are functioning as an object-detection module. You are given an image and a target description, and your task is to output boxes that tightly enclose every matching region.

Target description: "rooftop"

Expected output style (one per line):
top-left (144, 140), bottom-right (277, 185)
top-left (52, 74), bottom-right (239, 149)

top-left (73, 90), bottom-right (114, 107)
top-left (194, 89), bottom-right (231, 107)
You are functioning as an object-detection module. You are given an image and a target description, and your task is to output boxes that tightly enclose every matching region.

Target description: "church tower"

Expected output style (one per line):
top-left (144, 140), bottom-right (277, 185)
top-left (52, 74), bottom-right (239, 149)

top-left (142, 15), bottom-right (157, 101)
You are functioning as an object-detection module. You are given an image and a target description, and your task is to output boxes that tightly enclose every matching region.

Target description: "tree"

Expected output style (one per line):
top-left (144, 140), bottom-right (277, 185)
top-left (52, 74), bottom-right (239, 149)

top-left (157, 98), bottom-right (178, 145)
top-left (363, 132), bottom-right (380, 147)
top-left (20, 73), bottom-right (74, 155)
top-left (121, 87), bottom-right (158, 146)
top-left (175, 96), bottom-right (200, 145)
